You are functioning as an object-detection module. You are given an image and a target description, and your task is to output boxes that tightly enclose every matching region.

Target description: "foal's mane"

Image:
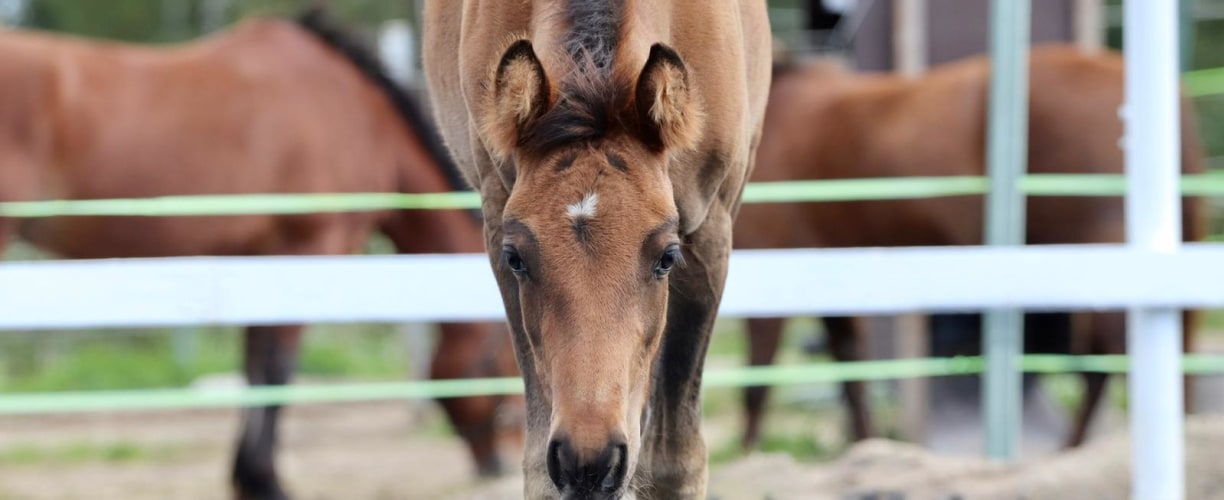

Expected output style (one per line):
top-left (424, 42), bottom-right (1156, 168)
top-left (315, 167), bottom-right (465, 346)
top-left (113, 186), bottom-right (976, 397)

top-left (294, 8), bottom-right (469, 193)
top-left (518, 0), bottom-right (636, 157)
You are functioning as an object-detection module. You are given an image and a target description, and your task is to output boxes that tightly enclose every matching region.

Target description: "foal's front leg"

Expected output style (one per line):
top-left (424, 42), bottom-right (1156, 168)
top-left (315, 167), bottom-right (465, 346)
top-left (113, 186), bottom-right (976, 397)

top-left (637, 206), bottom-right (733, 499)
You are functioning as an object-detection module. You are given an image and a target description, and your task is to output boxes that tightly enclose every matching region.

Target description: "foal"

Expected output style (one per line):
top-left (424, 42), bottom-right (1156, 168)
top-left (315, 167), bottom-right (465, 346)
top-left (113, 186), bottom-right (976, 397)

top-left (424, 1), bottom-right (772, 498)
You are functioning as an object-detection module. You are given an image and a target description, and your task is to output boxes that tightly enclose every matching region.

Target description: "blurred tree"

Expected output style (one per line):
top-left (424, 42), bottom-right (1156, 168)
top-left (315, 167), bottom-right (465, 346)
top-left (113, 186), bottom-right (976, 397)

top-left (25, 0), bottom-right (167, 41)
top-left (229, 0), bottom-right (414, 35)
top-left (22, 0), bottom-right (417, 42)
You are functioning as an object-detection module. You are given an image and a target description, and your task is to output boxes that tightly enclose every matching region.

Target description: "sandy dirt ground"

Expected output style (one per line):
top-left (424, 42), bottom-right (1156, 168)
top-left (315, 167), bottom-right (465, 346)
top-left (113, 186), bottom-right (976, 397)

top-left (3, 333), bottom-right (1223, 500)
top-left (0, 402), bottom-right (501, 500)
top-left (703, 414), bottom-right (1224, 500)
top-left (3, 397), bottom-right (1224, 500)
top-left (459, 417), bottom-right (1224, 500)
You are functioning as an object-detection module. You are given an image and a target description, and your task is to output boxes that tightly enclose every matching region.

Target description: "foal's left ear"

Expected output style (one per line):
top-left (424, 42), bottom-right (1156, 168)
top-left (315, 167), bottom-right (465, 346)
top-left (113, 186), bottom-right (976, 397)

top-left (634, 43), bottom-right (704, 152)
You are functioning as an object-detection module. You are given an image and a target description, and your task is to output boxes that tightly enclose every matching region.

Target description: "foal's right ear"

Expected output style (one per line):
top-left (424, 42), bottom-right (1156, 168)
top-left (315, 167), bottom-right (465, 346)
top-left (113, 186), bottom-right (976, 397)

top-left (483, 40), bottom-right (551, 160)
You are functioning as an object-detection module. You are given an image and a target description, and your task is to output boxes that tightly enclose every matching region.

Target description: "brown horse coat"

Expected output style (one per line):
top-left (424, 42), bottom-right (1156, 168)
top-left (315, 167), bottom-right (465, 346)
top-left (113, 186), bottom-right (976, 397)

top-left (424, 1), bottom-right (771, 498)
top-left (735, 44), bottom-right (1204, 451)
top-left (0, 10), bottom-right (521, 498)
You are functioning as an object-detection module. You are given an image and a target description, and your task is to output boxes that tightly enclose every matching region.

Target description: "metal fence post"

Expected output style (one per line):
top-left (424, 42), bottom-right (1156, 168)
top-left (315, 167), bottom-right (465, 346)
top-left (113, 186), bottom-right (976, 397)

top-left (1125, 0), bottom-right (1185, 498)
top-left (893, 0), bottom-right (928, 78)
top-left (1181, 0), bottom-right (1197, 72)
top-left (1074, 0), bottom-right (1103, 53)
top-left (983, 0), bottom-right (1030, 461)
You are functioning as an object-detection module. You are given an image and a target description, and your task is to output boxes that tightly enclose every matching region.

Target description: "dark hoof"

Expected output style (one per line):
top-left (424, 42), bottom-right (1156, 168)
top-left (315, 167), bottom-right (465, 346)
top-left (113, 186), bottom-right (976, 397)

top-left (233, 457), bottom-right (289, 500)
top-left (232, 486), bottom-right (289, 500)
top-left (843, 491), bottom-right (906, 500)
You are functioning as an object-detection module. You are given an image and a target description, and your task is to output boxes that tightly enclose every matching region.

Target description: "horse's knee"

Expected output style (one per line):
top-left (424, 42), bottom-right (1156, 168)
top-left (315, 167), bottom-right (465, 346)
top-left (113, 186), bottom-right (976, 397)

top-left (243, 325), bottom-right (304, 386)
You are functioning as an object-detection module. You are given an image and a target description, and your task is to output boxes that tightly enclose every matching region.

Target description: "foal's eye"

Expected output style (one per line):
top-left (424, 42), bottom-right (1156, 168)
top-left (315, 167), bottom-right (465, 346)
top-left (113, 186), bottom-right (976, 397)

top-left (503, 245), bottom-right (527, 275)
top-left (654, 245), bottom-right (683, 279)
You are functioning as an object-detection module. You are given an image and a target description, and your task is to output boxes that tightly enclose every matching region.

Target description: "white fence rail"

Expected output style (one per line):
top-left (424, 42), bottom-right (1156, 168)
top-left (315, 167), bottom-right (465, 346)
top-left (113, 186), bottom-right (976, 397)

top-left (4, 244), bottom-right (1224, 331)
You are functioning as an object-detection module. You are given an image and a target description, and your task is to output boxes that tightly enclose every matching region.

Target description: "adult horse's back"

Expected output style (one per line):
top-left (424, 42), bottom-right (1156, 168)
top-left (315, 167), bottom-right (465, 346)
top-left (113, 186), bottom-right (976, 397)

top-left (423, 1), bottom-right (771, 498)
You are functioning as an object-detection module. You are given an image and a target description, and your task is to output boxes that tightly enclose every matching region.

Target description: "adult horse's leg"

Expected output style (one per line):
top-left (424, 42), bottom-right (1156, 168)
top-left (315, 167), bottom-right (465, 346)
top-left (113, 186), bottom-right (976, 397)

top-left (0, 218), bottom-right (12, 252)
top-left (1064, 311), bottom-right (1120, 448)
top-left (742, 317), bottom-right (784, 451)
top-left (1184, 309), bottom-right (1198, 416)
top-left (825, 316), bottom-right (875, 441)
top-left (1065, 309), bottom-right (1198, 449)
top-left (232, 324), bottom-right (303, 500)
top-left (0, 153), bottom-right (31, 254)
top-left (430, 321), bottom-right (523, 477)
top-left (638, 204), bottom-right (734, 499)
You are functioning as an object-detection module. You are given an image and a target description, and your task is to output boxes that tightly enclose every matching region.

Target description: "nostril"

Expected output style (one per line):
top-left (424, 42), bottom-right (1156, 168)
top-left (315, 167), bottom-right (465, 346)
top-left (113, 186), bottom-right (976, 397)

top-left (547, 439), bottom-right (567, 490)
top-left (547, 437), bottom-right (628, 495)
top-left (599, 442), bottom-right (628, 492)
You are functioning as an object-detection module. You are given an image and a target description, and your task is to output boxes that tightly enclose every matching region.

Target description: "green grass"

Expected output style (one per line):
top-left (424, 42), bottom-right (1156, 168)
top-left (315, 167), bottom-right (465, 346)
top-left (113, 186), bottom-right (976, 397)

top-left (297, 324), bottom-right (412, 379)
top-left (705, 379), bottom-right (844, 466)
top-left (703, 317), bottom-right (848, 466)
top-left (0, 324), bottom-right (414, 393)
top-left (710, 429), bottom-right (833, 466)
top-left (0, 441), bottom-right (187, 466)
top-left (1204, 309), bottom-right (1224, 330)
top-left (0, 336), bottom-right (230, 392)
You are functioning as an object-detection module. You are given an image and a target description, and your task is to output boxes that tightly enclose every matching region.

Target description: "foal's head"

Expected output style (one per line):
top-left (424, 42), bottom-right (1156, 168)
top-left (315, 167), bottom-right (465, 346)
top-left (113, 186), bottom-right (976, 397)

top-left (481, 40), bottom-right (703, 498)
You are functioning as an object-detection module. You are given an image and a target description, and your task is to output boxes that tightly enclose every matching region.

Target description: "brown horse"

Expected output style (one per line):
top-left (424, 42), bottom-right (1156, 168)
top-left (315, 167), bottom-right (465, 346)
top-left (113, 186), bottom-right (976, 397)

top-left (423, 1), bottom-right (772, 498)
top-left (0, 9), bottom-right (522, 499)
top-left (735, 44), bottom-right (1204, 452)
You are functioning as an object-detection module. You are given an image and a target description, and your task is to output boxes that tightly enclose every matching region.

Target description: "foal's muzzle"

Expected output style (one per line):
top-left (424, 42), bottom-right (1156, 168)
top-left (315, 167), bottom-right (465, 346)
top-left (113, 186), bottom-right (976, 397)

top-left (547, 436), bottom-right (629, 498)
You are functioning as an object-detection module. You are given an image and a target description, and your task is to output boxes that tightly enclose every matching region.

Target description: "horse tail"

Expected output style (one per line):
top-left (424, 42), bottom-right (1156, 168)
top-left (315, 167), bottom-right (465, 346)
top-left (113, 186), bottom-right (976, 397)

top-left (293, 7), bottom-right (471, 194)
top-left (1178, 88), bottom-right (1205, 410)
top-left (1180, 90), bottom-right (1206, 244)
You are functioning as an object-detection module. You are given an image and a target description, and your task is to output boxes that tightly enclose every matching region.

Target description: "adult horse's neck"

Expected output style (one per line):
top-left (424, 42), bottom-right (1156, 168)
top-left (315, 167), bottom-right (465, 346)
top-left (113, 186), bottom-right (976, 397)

top-left (294, 9), bottom-right (483, 255)
top-left (294, 9), bottom-right (468, 194)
